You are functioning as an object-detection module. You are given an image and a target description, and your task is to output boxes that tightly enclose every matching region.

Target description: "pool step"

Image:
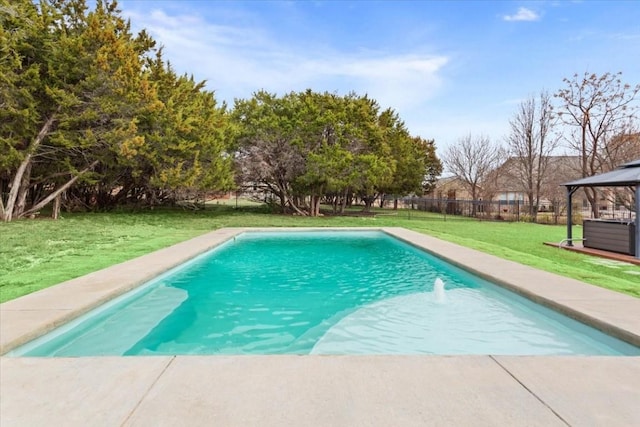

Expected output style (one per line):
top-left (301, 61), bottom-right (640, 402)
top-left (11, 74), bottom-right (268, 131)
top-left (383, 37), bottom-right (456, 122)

top-left (32, 285), bottom-right (188, 356)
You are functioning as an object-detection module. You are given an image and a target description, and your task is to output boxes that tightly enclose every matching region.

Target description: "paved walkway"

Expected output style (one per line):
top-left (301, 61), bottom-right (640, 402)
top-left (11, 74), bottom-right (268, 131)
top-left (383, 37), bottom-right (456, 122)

top-left (2, 227), bottom-right (639, 426)
top-left (2, 355), bottom-right (639, 426)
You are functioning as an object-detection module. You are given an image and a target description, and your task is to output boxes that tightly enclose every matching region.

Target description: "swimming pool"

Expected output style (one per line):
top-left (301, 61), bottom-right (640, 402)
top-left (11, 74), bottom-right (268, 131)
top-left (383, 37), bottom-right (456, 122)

top-left (9, 230), bottom-right (640, 356)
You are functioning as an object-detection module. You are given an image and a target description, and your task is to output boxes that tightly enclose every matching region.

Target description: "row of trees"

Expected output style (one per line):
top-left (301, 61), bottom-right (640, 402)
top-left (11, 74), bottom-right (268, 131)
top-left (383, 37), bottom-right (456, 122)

top-left (3, 1), bottom-right (636, 222)
top-left (1, 0), bottom-right (234, 221)
top-left (442, 72), bottom-right (640, 221)
top-left (234, 90), bottom-right (441, 216)
top-left (1, 0), bottom-right (442, 221)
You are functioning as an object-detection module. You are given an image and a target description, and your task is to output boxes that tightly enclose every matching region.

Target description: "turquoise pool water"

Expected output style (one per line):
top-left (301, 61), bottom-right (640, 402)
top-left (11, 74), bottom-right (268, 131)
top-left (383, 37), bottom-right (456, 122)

top-left (11, 230), bottom-right (640, 356)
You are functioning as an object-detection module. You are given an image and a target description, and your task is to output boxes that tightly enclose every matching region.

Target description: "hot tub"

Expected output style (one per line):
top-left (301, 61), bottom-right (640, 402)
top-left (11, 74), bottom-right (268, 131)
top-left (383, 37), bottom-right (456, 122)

top-left (583, 219), bottom-right (636, 255)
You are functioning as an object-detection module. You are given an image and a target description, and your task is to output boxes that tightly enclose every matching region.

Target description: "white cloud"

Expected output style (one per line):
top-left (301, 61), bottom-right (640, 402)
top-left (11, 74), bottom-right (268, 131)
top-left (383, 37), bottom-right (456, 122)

top-left (503, 7), bottom-right (540, 22)
top-left (608, 32), bottom-right (640, 41)
top-left (300, 55), bottom-right (449, 111)
top-left (124, 8), bottom-right (449, 112)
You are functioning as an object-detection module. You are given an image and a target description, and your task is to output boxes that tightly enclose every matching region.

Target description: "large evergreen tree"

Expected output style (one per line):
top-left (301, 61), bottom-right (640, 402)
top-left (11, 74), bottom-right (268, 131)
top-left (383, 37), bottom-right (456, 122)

top-left (1, 0), bottom-right (234, 219)
top-left (1, 0), bottom-right (150, 219)
top-left (233, 90), bottom-right (440, 215)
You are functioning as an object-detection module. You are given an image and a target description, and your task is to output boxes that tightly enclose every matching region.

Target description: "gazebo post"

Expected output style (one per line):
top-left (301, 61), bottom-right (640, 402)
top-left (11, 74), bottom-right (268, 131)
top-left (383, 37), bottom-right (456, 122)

top-left (566, 186), bottom-right (578, 247)
top-left (635, 184), bottom-right (640, 259)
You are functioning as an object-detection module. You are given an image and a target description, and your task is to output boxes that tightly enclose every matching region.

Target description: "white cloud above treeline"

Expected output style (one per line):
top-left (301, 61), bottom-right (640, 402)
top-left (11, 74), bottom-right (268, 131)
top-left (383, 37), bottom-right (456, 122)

top-left (125, 8), bottom-right (449, 112)
top-left (503, 7), bottom-right (540, 22)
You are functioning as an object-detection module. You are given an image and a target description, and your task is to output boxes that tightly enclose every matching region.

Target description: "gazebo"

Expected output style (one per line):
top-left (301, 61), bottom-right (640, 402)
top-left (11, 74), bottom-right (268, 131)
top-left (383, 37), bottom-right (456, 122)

top-left (563, 159), bottom-right (640, 260)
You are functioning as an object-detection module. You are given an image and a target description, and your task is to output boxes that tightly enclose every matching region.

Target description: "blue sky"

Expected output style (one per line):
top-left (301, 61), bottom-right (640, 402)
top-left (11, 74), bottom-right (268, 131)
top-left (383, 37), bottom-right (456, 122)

top-left (119, 0), bottom-right (640, 155)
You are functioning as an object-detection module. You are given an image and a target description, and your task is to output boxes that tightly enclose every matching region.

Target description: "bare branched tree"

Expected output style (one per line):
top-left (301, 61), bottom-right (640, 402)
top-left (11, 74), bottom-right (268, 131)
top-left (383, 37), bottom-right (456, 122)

top-left (540, 156), bottom-right (582, 224)
top-left (602, 131), bottom-right (640, 213)
top-left (555, 72), bottom-right (640, 217)
top-left (442, 134), bottom-right (505, 214)
top-left (506, 91), bottom-right (559, 221)
top-left (601, 130), bottom-right (640, 171)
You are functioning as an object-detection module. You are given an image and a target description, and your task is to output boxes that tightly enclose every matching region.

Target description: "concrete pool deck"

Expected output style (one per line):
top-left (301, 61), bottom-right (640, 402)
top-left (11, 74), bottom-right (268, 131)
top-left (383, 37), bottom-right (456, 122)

top-left (1, 227), bottom-right (639, 426)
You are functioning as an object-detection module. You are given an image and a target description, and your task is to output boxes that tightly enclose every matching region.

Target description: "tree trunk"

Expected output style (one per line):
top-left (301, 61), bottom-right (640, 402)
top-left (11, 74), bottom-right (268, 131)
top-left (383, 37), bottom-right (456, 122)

top-left (526, 192), bottom-right (538, 222)
top-left (470, 186), bottom-right (478, 216)
top-left (2, 114), bottom-right (57, 222)
top-left (20, 161), bottom-right (100, 218)
top-left (309, 195), bottom-right (317, 217)
top-left (52, 193), bottom-right (62, 220)
top-left (14, 161), bottom-right (33, 217)
top-left (285, 194), bottom-right (307, 216)
top-left (3, 153), bottom-right (33, 222)
top-left (585, 187), bottom-right (599, 218)
top-left (363, 196), bottom-right (376, 212)
top-left (340, 189), bottom-right (348, 214)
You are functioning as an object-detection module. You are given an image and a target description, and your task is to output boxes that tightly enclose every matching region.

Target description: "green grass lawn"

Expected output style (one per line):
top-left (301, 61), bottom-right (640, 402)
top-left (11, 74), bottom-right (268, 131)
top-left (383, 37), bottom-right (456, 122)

top-left (1, 204), bottom-right (638, 303)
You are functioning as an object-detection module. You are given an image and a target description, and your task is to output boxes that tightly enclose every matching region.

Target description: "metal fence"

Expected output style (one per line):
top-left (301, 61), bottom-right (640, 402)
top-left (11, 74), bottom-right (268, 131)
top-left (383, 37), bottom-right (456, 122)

top-left (378, 197), bottom-right (622, 225)
top-left (232, 191), bottom-right (636, 225)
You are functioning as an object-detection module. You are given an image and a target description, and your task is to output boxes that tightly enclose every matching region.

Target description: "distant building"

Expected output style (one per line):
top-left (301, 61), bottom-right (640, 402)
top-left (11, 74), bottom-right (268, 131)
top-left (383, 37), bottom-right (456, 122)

top-left (484, 156), bottom-right (591, 211)
top-left (424, 176), bottom-right (474, 200)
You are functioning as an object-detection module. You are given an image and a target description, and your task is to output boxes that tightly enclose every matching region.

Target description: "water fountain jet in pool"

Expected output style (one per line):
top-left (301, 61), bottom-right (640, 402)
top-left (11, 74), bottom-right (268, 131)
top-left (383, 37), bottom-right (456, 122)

top-left (433, 278), bottom-right (446, 303)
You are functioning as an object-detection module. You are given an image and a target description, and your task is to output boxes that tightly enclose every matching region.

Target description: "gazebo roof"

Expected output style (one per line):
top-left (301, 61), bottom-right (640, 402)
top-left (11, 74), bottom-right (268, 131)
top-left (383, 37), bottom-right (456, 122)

top-left (563, 158), bottom-right (640, 188)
